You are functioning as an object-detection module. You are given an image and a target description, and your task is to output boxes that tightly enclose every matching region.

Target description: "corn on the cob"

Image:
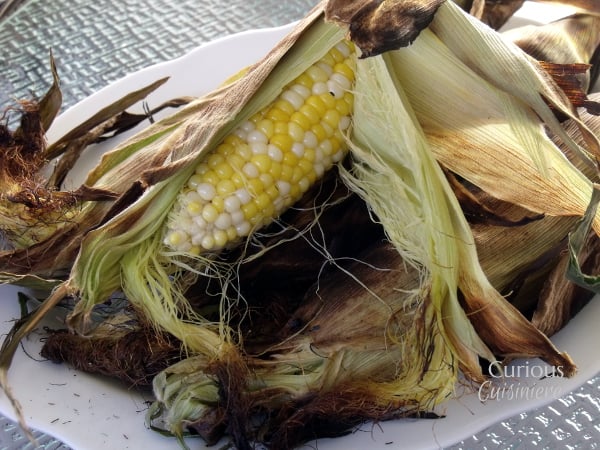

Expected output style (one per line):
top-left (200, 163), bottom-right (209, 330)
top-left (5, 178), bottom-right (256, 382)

top-left (163, 41), bottom-right (355, 254)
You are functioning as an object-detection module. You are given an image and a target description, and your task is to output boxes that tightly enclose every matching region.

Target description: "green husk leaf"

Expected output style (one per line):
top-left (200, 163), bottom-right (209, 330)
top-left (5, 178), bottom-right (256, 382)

top-left (342, 51), bottom-right (494, 380)
top-left (567, 186), bottom-right (600, 291)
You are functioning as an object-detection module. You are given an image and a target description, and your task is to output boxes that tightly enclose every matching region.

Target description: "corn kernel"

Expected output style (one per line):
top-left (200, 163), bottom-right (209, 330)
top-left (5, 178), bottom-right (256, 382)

top-left (213, 230), bottom-right (228, 248)
top-left (319, 92), bottom-right (336, 110)
top-left (215, 213), bottom-right (232, 230)
top-left (242, 162), bottom-right (259, 178)
top-left (281, 90), bottom-right (304, 111)
top-left (214, 162), bottom-right (234, 179)
top-left (236, 221), bottom-right (251, 237)
top-left (247, 178), bottom-right (264, 196)
top-left (274, 121), bottom-right (288, 135)
top-left (217, 142), bottom-right (236, 157)
top-left (312, 82), bottom-right (329, 96)
top-left (306, 65), bottom-right (329, 83)
top-left (235, 188), bottom-right (252, 205)
top-left (323, 110), bottom-right (341, 130)
top-left (306, 95), bottom-right (327, 117)
top-left (195, 164), bottom-right (210, 175)
top-left (216, 179), bottom-right (236, 196)
top-left (273, 99), bottom-right (295, 116)
top-left (297, 158), bottom-right (313, 175)
top-left (271, 134), bottom-right (294, 154)
top-left (294, 73), bottom-right (313, 89)
top-left (255, 192), bottom-right (271, 211)
top-left (247, 129), bottom-right (269, 144)
top-left (255, 120), bottom-right (274, 139)
top-left (265, 185), bottom-right (279, 199)
top-left (227, 154), bottom-right (246, 170)
top-left (303, 147), bottom-right (316, 162)
top-left (251, 154), bottom-right (272, 173)
top-left (226, 227), bottom-right (238, 241)
top-left (207, 153), bottom-right (225, 168)
top-left (290, 111), bottom-right (311, 130)
top-left (224, 195), bottom-right (241, 213)
top-left (186, 202), bottom-right (202, 215)
top-left (242, 202), bottom-right (258, 220)
top-left (267, 145), bottom-right (284, 163)
top-left (299, 104), bottom-right (320, 125)
top-left (280, 164), bottom-right (294, 182)
top-left (269, 161), bottom-right (282, 179)
top-left (311, 123), bottom-right (328, 142)
top-left (299, 177), bottom-right (311, 192)
top-left (187, 174), bottom-right (204, 189)
top-left (287, 122), bottom-right (305, 143)
top-left (202, 204), bottom-right (219, 223)
top-left (282, 151), bottom-right (299, 167)
top-left (202, 170), bottom-right (220, 187)
top-left (231, 171), bottom-right (245, 187)
top-left (197, 183), bottom-right (216, 201)
top-left (201, 235), bottom-right (215, 250)
top-left (334, 62), bottom-right (355, 83)
top-left (290, 84), bottom-right (311, 99)
top-left (329, 46), bottom-right (345, 63)
top-left (223, 134), bottom-right (244, 146)
top-left (212, 196), bottom-right (225, 213)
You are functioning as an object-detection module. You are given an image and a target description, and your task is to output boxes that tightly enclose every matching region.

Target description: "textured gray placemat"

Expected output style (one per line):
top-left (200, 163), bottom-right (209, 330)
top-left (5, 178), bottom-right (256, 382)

top-left (0, 0), bottom-right (598, 449)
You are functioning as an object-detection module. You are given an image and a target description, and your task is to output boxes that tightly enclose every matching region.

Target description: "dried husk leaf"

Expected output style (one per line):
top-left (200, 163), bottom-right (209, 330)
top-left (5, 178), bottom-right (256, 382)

top-left (473, 215), bottom-right (578, 293)
top-left (38, 52), bottom-right (62, 133)
top-left (531, 230), bottom-right (600, 335)
top-left (44, 77), bottom-right (170, 161)
top-left (430, 2), bottom-right (600, 171)
top-left (446, 170), bottom-right (544, 226)
top-left (324, 0), bottom-right (444, 56)
top-left (388, 8), bottom-right (600, 236)
top-left (343, 52), bottom-right (495, 382)
top-left (504, 13), bottom-right (600, 92)
top-left (552, 92), bottom-right (600, 179)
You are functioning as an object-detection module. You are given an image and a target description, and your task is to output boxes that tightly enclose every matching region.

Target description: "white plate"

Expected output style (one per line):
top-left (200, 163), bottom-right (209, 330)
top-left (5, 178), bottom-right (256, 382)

top-left (1, 4), bottom-right (599, 450)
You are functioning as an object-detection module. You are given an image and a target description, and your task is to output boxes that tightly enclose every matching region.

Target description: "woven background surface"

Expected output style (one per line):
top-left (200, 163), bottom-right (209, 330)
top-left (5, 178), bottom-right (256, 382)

top-left (0, 0), bottom-right (599, 449)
